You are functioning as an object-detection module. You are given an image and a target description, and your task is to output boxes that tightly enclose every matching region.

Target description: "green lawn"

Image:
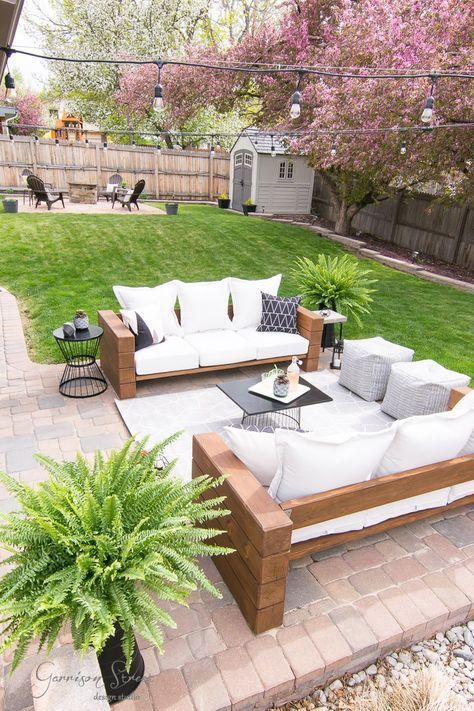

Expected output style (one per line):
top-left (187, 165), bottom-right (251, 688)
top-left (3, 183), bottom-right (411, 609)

top-left (0, 204), bottom-right (473, 378)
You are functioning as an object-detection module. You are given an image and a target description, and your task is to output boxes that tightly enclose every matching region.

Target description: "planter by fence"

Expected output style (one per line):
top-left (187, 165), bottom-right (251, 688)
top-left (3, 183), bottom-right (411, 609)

top-left (243, 203), bottom-right (257, 216)
top-left (165, 202), bottom-right (179, 215)
top-left (218, 197), bottom-right (230, 209)
top-left (2, 199), bottom-right (18, 213)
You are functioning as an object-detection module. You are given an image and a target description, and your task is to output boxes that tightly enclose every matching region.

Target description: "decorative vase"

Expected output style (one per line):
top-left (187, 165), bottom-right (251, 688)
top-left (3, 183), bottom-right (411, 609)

top-left (73, 314), bottom-right (89, 330)
top-left (97, 624), bottom-right (145, 705)
top-left (273, 373), bottom-right (290, 398)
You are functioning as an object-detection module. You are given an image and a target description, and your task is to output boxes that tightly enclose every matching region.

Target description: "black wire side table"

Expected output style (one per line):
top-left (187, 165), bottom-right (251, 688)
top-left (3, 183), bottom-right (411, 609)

top-left (53, 325), bottom-right (108, 398)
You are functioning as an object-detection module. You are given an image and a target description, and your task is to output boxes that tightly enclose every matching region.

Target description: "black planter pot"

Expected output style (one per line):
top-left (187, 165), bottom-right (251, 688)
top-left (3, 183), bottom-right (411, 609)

top-left (3, 199), bottom-right (18, 214)
top-left (320, 301), bottom-right (336, 349)
top-left (242, 204), bottom-right (256, 216)
top-left (218, 198), bottom-right (230, 209)
top-left (97, 624), bottom-right (145, 705)
top-left (165, 202), bottom-right (179, 215)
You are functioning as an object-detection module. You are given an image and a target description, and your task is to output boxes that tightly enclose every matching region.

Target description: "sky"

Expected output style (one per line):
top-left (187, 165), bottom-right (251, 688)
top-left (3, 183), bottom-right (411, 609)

top-left (10, 0), bottom-right (52, 89)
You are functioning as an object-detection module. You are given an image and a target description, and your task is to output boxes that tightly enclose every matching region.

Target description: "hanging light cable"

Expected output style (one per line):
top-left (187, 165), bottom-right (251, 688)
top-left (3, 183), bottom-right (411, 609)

top-left (153, 61), bottom-right (164, 111)
top-left (421, 72), bottom-right (437, 124)
top-left (290, 71), bottom-right (305, 119)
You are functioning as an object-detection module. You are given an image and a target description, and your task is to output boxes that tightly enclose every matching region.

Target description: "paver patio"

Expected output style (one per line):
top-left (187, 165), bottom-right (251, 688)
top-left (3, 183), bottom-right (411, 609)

top-left (15, 199), bottom-right (164, 215)
top-left (0, 287), bottom-right (473, 711)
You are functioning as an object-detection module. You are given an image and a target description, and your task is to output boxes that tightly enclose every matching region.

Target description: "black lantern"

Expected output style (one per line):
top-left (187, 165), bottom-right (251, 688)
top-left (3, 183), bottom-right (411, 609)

top-left (330, 338), bottom-right (344, 370)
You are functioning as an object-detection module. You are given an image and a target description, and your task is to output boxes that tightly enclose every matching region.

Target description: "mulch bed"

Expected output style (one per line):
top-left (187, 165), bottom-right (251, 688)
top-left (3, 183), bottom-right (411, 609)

top-left (272, 214), bottom-right (474, 285)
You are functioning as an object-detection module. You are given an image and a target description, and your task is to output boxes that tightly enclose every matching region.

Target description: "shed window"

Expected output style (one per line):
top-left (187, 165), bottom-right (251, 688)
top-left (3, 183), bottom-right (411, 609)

top-left (278, 160), bottom-right (294, 179)
top-left (234, 153), bottom-right (243, 166)
top-left (244, 152), bottom-right (253, 167)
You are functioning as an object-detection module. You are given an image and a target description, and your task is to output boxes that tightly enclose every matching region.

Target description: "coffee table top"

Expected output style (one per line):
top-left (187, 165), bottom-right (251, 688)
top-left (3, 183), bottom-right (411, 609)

top-left (217, 376), bottom-right (332, 416)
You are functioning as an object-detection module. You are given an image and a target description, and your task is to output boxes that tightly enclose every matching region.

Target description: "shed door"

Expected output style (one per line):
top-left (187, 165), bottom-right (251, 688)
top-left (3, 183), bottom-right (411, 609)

top-left (232, 150), bottom-right (253, 211)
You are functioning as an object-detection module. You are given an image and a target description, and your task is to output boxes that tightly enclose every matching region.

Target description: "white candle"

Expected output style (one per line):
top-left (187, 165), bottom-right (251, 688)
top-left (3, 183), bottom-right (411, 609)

top-left (333, 357), bottom-right (341, 368)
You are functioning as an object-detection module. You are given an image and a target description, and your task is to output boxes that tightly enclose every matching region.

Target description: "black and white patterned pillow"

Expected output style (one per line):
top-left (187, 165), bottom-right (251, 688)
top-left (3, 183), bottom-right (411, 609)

top-left (121, 309), bottom-right (164, 351)
top-left (257, 292), bottom-right (302, 334)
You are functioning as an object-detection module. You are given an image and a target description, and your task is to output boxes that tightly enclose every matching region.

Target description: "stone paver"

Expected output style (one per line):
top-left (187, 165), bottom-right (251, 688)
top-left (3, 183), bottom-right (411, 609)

top-left (0, 287), bottom-right (473, 711)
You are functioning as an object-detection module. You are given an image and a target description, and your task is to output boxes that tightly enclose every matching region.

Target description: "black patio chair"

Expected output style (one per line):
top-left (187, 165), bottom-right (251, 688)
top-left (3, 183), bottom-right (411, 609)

top-left (99, 173), bottom-right (123, 202)
top-left (27, 175), bottom-right (65, 211)
top-left (112, 179), bottom-right (145, 212)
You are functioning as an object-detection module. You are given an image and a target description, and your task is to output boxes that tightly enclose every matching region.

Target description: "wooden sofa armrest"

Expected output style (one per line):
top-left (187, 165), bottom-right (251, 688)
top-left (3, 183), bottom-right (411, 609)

top-left (296, 306), bottom-right (324, 372)
top-left (97, 310), bottom-right (136, 399)
top-left (448, 386), bottom-right (472, 409)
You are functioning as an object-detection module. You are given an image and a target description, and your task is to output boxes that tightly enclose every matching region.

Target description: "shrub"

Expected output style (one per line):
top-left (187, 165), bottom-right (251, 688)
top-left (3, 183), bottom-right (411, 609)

top-left (292, 254), bottom-right (377, 326)
top-left (0, 437), bottom-right (231, 671)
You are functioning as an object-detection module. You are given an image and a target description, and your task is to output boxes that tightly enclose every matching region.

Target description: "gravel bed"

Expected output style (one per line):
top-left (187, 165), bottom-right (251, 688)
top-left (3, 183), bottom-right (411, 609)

top-left (276, 621), bottom-right (474, 710)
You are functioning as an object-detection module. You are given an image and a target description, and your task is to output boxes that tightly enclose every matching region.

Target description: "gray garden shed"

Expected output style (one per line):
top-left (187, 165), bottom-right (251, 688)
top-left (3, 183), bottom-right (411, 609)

top-left (229, 128), bottom-right (315, 214)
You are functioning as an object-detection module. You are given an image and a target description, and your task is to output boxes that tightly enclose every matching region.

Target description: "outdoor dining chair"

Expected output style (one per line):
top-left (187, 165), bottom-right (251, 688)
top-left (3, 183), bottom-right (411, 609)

top-left (99, 173), bottom-right (123, 202)
top-left (26, 175), bottom-right (65, 211)
top-left (112, 179), bottom-right (145, 211)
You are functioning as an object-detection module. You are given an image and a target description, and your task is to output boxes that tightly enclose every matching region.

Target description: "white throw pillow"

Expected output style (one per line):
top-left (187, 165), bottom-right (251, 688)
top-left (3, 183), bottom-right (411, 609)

top-left (375, 408), bottom-right (474, 478)
top-left (222, 427), bottom-right (278, 486)
top-left (268, 427), bottom-right (396, 503)
top-left (120, 308), bottom-right (164, 345)
top-left (113, 281), bottom-right (181, 336)
top-left (452, 390), bottom-right (474, 455)
top-left (177, 279), bottom-right (232, 335)
top-left (229, 275), bottom-right (282, 330)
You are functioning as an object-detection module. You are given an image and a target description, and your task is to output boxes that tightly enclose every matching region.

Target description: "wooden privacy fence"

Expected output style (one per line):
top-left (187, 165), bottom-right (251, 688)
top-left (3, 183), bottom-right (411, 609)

top-left (0, 135), bottom-right (230, 200)
top-left (312, 173), bottom-right (474, 270)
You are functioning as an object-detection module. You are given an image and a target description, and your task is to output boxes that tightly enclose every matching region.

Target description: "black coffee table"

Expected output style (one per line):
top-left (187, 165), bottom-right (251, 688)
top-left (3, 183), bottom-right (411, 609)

top-left (217, 376), bottom-right (332, 430)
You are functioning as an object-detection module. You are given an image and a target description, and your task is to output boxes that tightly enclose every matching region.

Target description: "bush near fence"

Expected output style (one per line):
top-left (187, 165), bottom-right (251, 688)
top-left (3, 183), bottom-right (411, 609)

top-left (312, 173), bottom-right (473, 270)
top-left (0, 136), bottom-right (230, 201)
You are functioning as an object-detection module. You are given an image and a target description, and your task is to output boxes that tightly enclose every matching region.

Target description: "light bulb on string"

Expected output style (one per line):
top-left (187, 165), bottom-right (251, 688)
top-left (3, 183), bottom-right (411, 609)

top-left (156, 141), bottom-right (162, 154)
top-left (270, 135), bottom-right (276, 158)
top-left (132, 139), bottom-right (136, 149)
top-left (421, 73), bottom-right (437, 124)
top-left (4, 72), bottom-right (16, 102)
top-left (85, 135), bottom-right (89, 148)
top-left (55, 138), bottom-right (59, 148)
top-left (103, 141), bottom-right (108, 150)
top-left (9, 132), bottom-right (14, 143)
top-left (400, 140), bottom-right (407, 155)
top-left (210, 137), bottom-right (215, 157)
top-left (330, 140), bottom-right (337, 157)
top-left (153, 61), bottom-right (164, 111)
top-left (290, 71), bottom-right (305, 120)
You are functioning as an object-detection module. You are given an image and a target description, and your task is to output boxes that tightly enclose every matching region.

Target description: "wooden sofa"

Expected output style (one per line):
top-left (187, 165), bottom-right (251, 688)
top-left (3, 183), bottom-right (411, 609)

top-left (191, 386), bottom-right (474, 634)
top-left (97, 306), bottom-right (324, 399)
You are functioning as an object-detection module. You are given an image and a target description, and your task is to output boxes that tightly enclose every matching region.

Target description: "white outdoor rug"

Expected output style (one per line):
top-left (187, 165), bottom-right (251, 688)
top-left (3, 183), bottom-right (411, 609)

top-left (115, 370), bottom-right (394, 481)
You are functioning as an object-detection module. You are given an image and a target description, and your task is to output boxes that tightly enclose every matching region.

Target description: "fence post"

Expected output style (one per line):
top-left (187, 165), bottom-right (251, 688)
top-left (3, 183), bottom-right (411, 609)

top-left (30, 137), bottom-right (37, 174)
top-left (451, 203), bottom-right (469, 265)
top-left (389, 191), bottom-right (403, 243)
top-left (208, 148), bottom-right (213, 201)
top-left (95, 144), bottom-right (101, 188)
top-left (154, 149), bottom-right (160, 200)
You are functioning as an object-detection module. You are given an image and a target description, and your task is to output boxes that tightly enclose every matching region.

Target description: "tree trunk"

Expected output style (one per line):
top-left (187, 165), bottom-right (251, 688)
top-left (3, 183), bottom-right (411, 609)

top-left (334, 201), bottom-right (353, 235)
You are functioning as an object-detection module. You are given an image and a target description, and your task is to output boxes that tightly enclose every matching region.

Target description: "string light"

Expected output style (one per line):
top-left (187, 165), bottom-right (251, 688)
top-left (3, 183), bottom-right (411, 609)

top-left (132, 139), bottom-right (136, 148)
top-left (9, 132), bottom-right (14, 143)
top-left (210, 137), bottom-right (215, 156)
top-left (153, 61), bottom-right (164, 111)
top-left (4, 72), bottom-right (16, 101)
top-left (270, 135), bottom-right (276, 157)
top-left (103, 141), bottom-right (108, 150)
top-left (55, 138), bottom-right (59, 148)
top-left (290, 71), bottom-right (305, 119)
top-left (330, 140), bottom-right (337, 157)
top-left (421, 73), bottom-right (437, 124)
top-left (156, 142), bottom-right (161, 154)
top-left (85, 135), bottom-right (89, 148)
top-left (400, 140), bottom-right (407, 155)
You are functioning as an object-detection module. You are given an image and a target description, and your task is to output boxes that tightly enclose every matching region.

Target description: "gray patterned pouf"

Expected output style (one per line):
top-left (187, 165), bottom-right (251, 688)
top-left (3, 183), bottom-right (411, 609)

top-left (381, 359), bottom-right (471, 419)
top-left (338, 337), bottom-right (414, 402)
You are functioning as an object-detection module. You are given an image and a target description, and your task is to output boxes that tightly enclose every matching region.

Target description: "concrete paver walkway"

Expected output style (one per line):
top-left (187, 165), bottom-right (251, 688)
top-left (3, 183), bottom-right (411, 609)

top-left (0, 288), bottom-right (473, 711)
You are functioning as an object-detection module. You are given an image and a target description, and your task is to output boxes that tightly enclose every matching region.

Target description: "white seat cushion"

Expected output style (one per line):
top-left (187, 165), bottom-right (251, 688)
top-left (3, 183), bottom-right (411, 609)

top-left (364, 488), bottom-right (450, 527)
top-left (375, 408), bottom-right (474, 478)
top-left (452, 389), bottom-right (474, 455)
top-left (177, 279), bottom-right (232, 335)
top-left (239, 328), bottom-right (309, 360)
top-left (291, 512), bottom-right (365, 544)
top-left (184, 330), bottom-right (257, 367)
top-left (268, 427), bottom-right (396, 503)
top-left (229, 275), bottom-right (281, 330)
top-left (113, 281), bottom-right (181, 336)
top-left (134, 337), bottom-right (199, 375)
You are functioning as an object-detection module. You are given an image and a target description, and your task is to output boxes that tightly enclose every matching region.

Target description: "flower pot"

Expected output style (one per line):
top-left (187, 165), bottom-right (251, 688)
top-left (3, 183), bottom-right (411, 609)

top-left (97, 624), bottom-right (144, 704)
top-left (73, 315), bottom-right (89, 330)
top-left (2, 199), bottom-right (18, 214)
top-left (165, 203), bottom-right (179, 215)
top-left (273, 377), bottom-right (289, 398)
top-left (242, 204), bottom-right (256, 216)
top-left (218, 198), bottom-right (230, 209)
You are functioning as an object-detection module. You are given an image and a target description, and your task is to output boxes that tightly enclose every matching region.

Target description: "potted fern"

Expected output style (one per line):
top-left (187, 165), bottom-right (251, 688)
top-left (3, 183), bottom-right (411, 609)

top-left (292, 254), bottom-right (377, 346)
top-left (0, 438), bottom-right (231, 704)
top-left (242, 198), bottom-right (256, 216)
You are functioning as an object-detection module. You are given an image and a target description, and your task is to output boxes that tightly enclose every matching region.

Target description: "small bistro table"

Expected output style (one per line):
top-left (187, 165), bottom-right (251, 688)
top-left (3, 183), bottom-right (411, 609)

top-left (53, 325), bottom-right (107, 398)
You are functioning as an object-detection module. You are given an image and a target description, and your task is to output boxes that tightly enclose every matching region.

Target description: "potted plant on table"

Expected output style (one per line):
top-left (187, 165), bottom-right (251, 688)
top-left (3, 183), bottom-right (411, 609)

top-left (1, 189), bottom-right (19, 214)
top-left (0, 438), bottom-right (231, 704)
top-left (292, 254), bottom-right (377, 347)
top-left (217, 193), bottom-right (230, 209)
top-left (242, 197), bottom-right (257, 216)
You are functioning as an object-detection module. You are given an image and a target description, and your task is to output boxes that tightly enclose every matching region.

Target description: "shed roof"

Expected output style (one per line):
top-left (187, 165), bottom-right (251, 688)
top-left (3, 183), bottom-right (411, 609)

top-left (234, 128), bottom-right (291, 156)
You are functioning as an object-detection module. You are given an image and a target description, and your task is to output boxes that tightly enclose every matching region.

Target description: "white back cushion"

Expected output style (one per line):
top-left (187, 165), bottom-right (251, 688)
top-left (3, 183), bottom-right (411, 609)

top-left (177, 279), bottom-right (232, 335)
top-left (223, 427), bottom-right (278, 487)
top-left (229, 275), bottom-right (282, 330)
top-left (375, 408), bottom-right (474, 478)
top-left (113, 281), bottom-right (181, 336)
top-left (268, 427), bottom-right (396, 503)
top-left (452, 390), bottom-right (474, 455)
